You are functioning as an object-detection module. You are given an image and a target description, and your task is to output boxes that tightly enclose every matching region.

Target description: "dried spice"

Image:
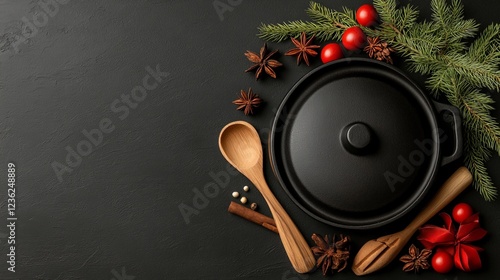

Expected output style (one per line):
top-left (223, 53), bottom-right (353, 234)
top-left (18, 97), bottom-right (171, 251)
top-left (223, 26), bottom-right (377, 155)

top-left (285, 32), bottom-right (320, 66)
top-left (250, 202), bottom-right (258, 211)
top-left (364, 37), bottom-right (395, 64)
top-left (399, 244), bottom-right (432, 273)
top-left (418, 212), bottom-right (487, 272)
top-left (227, 201), bottom-right (278, 234)
top-left (311, 233), bottom-right (350, 276)
top-left (244, 43), bottom-right (282, 79)
top-left (232, 88), bottom-right (262, 115)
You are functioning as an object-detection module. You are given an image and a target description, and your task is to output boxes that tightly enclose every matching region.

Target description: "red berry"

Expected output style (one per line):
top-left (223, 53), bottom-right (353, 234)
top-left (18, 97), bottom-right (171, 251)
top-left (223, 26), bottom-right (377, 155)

top-left (341, 26), bottom-right (366, 51)
top-left (320, 43), bottom-right (344, 63)
top-left (356, 4), bottom-right (378, 27)
top-left (432, 251), bottom-right (454, 274)
top-left (452, 202), bottom-right (474, 223)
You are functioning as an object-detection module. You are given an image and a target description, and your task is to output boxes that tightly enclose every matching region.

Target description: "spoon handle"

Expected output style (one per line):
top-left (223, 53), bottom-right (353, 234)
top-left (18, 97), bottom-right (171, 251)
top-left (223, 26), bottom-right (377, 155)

top-left (405, 166), bottom-right (472, 233)
top-left (249, 169), bottom-right (316, 274)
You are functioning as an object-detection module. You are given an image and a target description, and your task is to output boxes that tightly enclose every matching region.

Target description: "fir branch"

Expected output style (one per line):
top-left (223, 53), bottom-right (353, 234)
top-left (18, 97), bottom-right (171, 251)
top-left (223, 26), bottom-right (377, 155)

top-left (434, 72), bottom-right (500, 155)
top-left (464, 130), bottom-right (497, 201)
top-left (468, 23), bottom-right (500, 64)
top-left (427, 68), bottom-right (452, 96)
top-left (257, 2), bottom-right (352, 42)
top-left (258, 20), bottom-right (335, 42)
top-left (374, 0), bottom-right (419, 39)
top-left (398, 5), bottom-right (419, 31)
top-left (374, 0), bottom-right (397, 25)
top-left (306, 1), bottom-right (356, 28)
top-left (258, 1), bottom-right (374, 42)
top-left (392, 23), bottom-right (444, 74)
top-left (443, 75), bottom-right (499, 200)
top-left (257, 0), bottom-right (500, 200)
top-left (442, 53), bottom-right (500, 92)
top-left (305, 2), bottom-right (358, 38)
top-left (306, 1), bottom-right (337, 24)
top-left (430, 0), bottom-right (479, 52)
top-left (452, 90), bottom-right (500, 155)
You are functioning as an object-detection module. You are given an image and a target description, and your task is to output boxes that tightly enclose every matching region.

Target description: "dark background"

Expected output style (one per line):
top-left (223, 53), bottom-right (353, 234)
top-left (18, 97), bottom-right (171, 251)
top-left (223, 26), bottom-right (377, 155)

top-left (0, 0), bottom-right (499, 279)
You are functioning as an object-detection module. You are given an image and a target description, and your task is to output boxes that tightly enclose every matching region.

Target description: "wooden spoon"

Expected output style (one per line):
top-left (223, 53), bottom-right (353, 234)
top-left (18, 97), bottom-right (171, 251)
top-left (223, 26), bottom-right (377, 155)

top-left (219, 121), bottom-right (316, 274)
top-left (352, 166), bottom-right (472, 276)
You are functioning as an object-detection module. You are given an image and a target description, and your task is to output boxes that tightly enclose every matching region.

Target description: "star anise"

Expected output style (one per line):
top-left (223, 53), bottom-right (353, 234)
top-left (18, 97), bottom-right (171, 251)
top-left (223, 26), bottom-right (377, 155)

top-left (285, 32), bottom-right (320, 66)
top-left (311, 233), bottom-right (351, 276)
top-left (244, 43), bottom-right (282, 80)
top-left (232, 88), bottom-right (262, 115)
top-left (364, 37), bottom-right (395, 64)
top-left (399, 244), bottom-right (432, 273)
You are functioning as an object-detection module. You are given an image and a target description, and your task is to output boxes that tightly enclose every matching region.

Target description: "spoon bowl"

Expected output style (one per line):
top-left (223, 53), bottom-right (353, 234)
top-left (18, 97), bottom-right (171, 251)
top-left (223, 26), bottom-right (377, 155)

top-left (219, 122), bottom-right (261, 171)
top-left (219, 121), bottom-right (316, 274)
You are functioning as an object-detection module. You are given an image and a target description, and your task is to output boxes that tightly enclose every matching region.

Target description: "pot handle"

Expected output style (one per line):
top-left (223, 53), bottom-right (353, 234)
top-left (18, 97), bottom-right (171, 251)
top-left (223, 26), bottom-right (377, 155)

top-left (433, 101), bottom-right (463, 166)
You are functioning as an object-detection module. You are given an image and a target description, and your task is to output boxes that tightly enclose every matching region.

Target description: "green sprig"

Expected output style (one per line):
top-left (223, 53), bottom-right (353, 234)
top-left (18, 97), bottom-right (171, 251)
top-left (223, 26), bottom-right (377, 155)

top-left (258, 0), bottom-right (500, 200)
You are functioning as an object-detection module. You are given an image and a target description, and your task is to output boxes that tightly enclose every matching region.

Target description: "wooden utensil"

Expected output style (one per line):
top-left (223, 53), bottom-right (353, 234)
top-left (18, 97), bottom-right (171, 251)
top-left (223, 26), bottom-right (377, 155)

top-left (352, 167), bottom-right (472, 276)
top-left (219, 121), bottom-right (316, 274)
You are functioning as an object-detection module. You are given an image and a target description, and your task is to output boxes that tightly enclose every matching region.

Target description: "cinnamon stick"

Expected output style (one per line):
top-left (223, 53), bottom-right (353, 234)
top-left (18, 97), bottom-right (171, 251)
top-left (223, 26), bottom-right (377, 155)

top-left (228, 201), bottom-right (278, 234)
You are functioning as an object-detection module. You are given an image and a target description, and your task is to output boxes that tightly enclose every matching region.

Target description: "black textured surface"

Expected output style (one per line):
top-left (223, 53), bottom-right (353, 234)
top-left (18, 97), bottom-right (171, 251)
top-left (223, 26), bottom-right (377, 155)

top-left (0, 0), bottom-right (499, 279)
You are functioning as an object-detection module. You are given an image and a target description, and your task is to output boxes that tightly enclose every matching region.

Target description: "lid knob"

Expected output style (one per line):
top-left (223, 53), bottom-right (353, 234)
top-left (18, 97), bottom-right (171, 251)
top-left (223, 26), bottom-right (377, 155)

top-left (341, 123), bottom-right (373, 154)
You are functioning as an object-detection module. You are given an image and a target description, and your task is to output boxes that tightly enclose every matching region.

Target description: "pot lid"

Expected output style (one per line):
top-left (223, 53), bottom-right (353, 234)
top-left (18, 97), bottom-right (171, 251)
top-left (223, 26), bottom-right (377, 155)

top-left (270, 58), bottom-right (440, 229)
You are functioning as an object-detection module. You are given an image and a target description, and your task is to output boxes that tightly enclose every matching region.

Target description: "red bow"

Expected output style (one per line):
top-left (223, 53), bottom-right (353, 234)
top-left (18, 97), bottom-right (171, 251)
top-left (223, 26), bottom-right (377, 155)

top-left (417, 212), bottom-right (487, 271)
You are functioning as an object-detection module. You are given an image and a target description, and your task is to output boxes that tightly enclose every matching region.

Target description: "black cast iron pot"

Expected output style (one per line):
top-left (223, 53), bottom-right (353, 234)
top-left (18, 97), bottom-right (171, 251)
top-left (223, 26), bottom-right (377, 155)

top-left (270, 58), bottom-right (462, 229)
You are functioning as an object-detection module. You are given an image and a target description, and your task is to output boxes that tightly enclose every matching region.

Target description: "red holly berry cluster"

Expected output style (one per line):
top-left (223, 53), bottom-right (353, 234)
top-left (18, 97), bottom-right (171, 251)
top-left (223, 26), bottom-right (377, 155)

top-left (321, 4), bottom-right (378, 63)
top-left (417, 202), bottom-right (487, 273)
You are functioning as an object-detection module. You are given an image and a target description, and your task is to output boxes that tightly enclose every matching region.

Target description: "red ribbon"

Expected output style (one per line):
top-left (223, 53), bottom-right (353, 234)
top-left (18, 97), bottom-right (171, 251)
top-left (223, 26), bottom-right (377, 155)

top-left (417, 213), bottom-right (487, 271)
